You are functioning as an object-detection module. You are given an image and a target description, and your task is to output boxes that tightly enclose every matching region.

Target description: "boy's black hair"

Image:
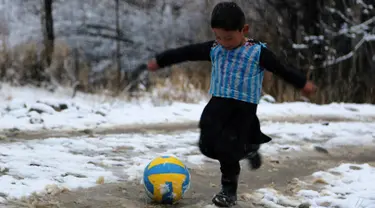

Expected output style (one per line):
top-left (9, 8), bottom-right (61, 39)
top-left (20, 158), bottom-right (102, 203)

top-left (210, 1), bottom-right (245, 31)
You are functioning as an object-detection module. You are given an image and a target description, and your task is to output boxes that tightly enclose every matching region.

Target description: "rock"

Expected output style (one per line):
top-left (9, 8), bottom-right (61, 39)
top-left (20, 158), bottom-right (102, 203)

top-left (298, 202), bottom-right (311, 208)
top-left (314, 146), bottom-right (329, 154)
top-left (29, 163), bottom-right (41, 167)
top-left (61, 172), bottom-right (87, 178)
top-left (36, 100), bottom-right (68, 112)
top-left (95, 110), bottom-right (106, 117)
top-left (29, 118), bottom-right (44, 124)
top-left (81, 129), bottom-right (94, 135)
top-left (58, 104), bottom-right (68, 111)
top-left (270, 160), bottom-right (280, 164)
top-left (349, 165), bottom-right (362, 170)
top-left (29, 103), bottom-right (56, 114)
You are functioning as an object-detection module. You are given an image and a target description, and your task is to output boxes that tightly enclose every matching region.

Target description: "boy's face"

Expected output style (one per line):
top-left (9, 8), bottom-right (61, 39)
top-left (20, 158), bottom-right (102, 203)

top-left (212, 24), bottom-right (249, 50)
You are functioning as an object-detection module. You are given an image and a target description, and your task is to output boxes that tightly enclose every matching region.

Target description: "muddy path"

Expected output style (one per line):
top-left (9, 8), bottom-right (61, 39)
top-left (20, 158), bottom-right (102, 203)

top-left (4, 145), bottom-right (375, 208)
top-left (1, 115), bottom-right (374, 142)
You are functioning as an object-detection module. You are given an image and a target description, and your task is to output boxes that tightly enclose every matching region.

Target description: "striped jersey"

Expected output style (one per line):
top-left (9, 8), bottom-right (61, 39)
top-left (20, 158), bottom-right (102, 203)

top-left (154, 39), bottom-right (307, 103)
top-left (208, 41), bottom-right (266, 104)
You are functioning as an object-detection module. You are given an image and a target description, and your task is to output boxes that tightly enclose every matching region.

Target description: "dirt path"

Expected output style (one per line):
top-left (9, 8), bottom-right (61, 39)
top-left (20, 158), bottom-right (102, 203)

top-left (4, 145), bottom-right (375, 208)
top-left (1, 115), bottom-right (374, 142)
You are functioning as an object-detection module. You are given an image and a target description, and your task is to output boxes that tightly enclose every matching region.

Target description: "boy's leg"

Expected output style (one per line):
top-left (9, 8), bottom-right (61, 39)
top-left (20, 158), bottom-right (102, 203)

top-left (212, 160), bottom-right (240, 207)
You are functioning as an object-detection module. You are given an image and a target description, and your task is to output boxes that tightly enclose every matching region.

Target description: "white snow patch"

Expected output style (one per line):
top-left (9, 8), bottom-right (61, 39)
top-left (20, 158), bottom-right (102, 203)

top-left (0, 84), bottom-right (375, 132)
top-left (298, 164), bottom-right (375, 208)
top-left (0, 138), bottom-right (119, 199)
top-left (254, 163), bottom-right (375, 208)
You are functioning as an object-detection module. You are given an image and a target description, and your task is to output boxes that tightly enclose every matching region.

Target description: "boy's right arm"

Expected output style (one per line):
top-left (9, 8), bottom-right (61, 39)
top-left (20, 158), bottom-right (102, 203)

top-left (148, 40), bottom-right (215, 70)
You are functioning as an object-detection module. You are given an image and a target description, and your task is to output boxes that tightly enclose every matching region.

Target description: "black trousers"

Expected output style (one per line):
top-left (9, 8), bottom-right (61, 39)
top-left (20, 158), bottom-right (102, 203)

top-left (219, 144), bottom-right (260, 176)
top-left (198, 96), bottom-right (271, 167)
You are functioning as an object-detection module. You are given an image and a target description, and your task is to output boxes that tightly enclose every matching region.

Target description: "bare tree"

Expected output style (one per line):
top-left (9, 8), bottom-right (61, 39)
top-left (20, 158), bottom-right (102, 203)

top-left (43, 0), bottom-right (54, 67)
top-left (115, 0), bottom-right (122, 93)
top-left (247, 0), bottom-right (375, 103)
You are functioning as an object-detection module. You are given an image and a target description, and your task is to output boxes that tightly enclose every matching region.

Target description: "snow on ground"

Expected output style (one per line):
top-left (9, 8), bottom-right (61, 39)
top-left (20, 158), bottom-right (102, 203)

top-left (0, 121), bottom-right (374, 201)
top-left (253, 163), bottom-right (375, 208)
top-left (1, 84), bottom-right (375, 204)
top-left (1, 83), bottom-right (375, 132)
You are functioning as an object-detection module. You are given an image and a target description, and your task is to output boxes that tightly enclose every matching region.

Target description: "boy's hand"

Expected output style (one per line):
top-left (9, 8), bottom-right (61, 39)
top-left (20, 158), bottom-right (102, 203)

top-left (301, 81), bottom-right (317, 96)
top-left (147, 59), bottom-right (159, 71)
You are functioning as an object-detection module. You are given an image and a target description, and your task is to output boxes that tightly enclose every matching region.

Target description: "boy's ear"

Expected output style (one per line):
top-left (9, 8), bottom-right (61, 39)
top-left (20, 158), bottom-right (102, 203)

top-left (242, 24), bottom-right (249, 34)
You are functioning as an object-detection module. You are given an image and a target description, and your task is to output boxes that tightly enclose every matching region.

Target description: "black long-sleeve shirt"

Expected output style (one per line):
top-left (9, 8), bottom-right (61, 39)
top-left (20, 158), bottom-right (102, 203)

top-left (155, 40), bottom-right (307, 89)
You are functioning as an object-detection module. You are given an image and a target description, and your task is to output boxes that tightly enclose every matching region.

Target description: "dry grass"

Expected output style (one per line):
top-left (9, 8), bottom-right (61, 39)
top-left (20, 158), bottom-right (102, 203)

top-left (0, 39), bottom-right (374, 104)
top-left (149, 62), bottom-right (211, 103)
top-left (0, 39), bottom-right (118, 95)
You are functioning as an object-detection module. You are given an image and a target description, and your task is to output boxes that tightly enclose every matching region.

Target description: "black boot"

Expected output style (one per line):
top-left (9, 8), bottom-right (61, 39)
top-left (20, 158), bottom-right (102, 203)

top-left (246, 151), bottom-right (262, 170)
top-left (212, 175), bottom-right (238, 207)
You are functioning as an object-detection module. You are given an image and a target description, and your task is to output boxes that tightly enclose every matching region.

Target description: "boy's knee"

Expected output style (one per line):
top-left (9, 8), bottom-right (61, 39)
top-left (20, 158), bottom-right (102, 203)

top-left (198, 136), bottom-right (216, 159)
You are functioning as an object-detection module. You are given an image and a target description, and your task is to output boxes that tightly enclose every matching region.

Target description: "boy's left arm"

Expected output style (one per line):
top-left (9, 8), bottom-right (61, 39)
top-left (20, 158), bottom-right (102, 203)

top-left (259, 46), bottom-right (316, 96)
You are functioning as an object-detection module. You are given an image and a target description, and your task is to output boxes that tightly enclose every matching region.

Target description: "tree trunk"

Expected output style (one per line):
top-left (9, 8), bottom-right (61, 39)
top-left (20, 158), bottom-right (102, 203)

top-left (43, 0), bottom-right (54, 67)
top-left (115, 0), bottom-right (122, 93)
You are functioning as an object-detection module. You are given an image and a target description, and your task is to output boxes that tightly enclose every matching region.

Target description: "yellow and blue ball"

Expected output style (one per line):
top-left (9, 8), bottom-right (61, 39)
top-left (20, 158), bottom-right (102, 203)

top-left (143, 156), bottom-right (191, 204)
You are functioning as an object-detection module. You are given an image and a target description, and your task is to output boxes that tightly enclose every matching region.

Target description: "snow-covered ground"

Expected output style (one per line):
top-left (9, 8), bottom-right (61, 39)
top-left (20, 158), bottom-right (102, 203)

top-left (251, 163), bottom-right (375, 208)
top-left (1, 83), bottom-right (375, 207)
top-left (0, 121), bottom-right (374, 203)
top-left (1, 83), bottom-right (375, 133)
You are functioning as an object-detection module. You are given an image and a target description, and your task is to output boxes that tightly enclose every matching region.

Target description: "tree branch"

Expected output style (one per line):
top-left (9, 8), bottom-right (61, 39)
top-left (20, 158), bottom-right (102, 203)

top-left (76, 30), bottom-right (134, 44)
top-left (85, 24), bottom-right (117, 32)
top-left (338, 16), bottom-right (375, 35)
top-left (322, 34), bottom-right (375, 67)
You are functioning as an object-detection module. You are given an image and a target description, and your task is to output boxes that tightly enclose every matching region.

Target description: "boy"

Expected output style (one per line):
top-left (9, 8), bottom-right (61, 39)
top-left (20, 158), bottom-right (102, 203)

top-left (146, 1), bottom-right (316, 207)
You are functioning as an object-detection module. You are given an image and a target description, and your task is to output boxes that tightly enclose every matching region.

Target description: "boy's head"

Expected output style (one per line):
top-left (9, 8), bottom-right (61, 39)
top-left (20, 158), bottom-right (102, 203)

top-left (210, 1), bottom-right (249, 50)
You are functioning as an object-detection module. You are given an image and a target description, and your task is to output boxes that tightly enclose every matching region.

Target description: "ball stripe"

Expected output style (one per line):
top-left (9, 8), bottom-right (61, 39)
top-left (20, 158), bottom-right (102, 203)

top-left (182, 171), bottom-right (190, 193)
top-left (147, 156), bottom-right (185, 169)
top-left (147, 163), bottom-right (188, 175)
top-left (162, 182), bottom-right (173, 204)
top-left (143, 169), bottom-right (154, 195)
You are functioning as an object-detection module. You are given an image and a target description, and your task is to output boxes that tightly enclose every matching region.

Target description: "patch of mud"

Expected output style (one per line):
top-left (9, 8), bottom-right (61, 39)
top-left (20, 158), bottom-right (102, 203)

top-left (3, 145), bottom-right (375, 208)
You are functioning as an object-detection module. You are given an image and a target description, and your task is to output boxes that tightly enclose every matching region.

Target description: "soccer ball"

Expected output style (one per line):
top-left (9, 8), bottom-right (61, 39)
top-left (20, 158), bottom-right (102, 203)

top-left (143, 156), bottom-right (191, 204)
